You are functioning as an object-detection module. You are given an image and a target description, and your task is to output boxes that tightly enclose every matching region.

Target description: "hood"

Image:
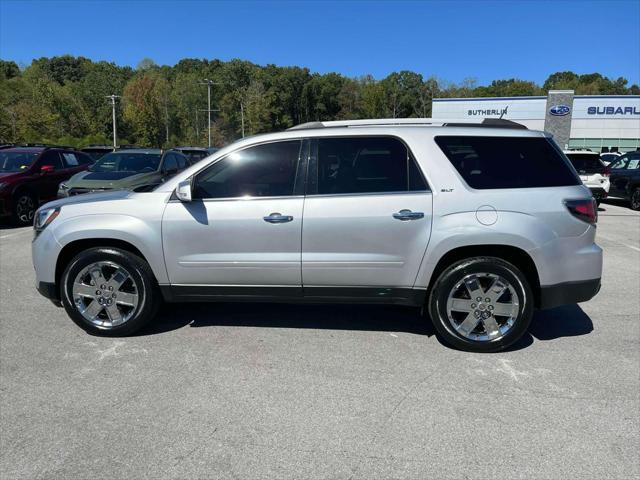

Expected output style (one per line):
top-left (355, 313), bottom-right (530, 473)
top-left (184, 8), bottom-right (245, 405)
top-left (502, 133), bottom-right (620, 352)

top-left (0, 171), bottom-right (27, 182)
top-left (41, 189), bottom-right (134, 210)
top-left (66, 170), bottom-right (160, 189)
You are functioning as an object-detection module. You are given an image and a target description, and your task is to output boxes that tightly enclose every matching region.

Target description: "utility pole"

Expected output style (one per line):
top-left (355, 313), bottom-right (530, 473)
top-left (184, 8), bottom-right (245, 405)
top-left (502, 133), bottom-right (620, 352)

top-left (198, 79), bottom-right (221, 148)
top-left (240, 101), bottom-right (245, 138)
top-left (105, 95), bottom-right (120, 148)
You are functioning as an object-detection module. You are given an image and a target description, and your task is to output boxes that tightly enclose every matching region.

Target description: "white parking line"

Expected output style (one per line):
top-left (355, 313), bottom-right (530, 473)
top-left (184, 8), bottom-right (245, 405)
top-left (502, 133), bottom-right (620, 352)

top-left (597, 233), bottom-right (640, 252)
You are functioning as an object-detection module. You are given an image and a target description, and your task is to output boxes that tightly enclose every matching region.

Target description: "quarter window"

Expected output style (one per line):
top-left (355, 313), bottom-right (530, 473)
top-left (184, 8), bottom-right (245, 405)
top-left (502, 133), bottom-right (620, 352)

top-left (193, 140), bottom-right (302, 199)
top-left (316, 137), bottom-right (427, 195)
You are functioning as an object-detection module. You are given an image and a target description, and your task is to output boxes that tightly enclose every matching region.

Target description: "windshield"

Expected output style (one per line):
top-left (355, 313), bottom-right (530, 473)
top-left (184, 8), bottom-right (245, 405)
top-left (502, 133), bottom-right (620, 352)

top-left (0, 151), bottom-right (39, 172)
top-left (89, 152), bottom-right (161, 173)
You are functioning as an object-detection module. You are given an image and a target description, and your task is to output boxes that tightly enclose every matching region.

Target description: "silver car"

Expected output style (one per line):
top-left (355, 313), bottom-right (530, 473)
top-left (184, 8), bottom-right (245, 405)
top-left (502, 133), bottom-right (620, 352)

top-left (32, 118), bottom-right (602, 352)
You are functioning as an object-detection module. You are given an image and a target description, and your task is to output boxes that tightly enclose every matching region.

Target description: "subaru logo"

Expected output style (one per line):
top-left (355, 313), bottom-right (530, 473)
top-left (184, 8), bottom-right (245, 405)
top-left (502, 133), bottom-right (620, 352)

top-left (549, 104), bottom-right (571, 116)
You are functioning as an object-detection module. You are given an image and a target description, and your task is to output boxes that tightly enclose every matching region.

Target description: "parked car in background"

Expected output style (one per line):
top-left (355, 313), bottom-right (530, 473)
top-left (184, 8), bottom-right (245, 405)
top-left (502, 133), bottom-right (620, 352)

top-left (600, 151), bottom-right (621, 166)
top-left (32, 118), bottom-right (602, 353)
top-left (80, 145), bottom-right (114, 162)
top-left (0, 145), bottom-right (92, 225)
top-left (171, 147), bottom-right (210, 165)
top-left (608, 151), bottom-right (640, 210)
top-left (58, 148), bottom-right (189, 197)
top-left (564, 150), bottom-right (610, 205)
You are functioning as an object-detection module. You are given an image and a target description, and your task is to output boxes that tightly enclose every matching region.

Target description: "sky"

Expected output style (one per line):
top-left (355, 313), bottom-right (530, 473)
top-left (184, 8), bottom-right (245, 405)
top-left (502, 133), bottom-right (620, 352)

top-left (1, 0), bottom-right (639, 86)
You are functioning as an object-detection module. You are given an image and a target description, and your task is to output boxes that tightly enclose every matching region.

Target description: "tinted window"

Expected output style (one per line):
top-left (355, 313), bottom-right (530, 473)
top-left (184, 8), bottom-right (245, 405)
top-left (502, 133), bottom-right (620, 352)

top-left (565, 153), bottom-right (605, 174)
top-left (76, 152), bottom-right (93, 165)
top-left (435, 136), bottom-right (579, 189)
top-left (176, 154), bottom-right (187, 170)
top-left (163, 153), bottom-right (178, 172)
top-left (40, 151), bottom-right (64, 170)
top-left (316, 137), bottom-right (427, 195)
top-left (61, 152), bottom-right (79, 167)
top-left (194, 140), bottom-right (301, 199)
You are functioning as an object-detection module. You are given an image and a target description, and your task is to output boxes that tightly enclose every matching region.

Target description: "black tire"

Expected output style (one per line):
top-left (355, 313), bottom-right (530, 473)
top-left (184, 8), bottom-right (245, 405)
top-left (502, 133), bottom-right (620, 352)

top-left (428, 257), bottom-right (534, 353)
top-left (12, 191), bottom-right (37, 226)
top-left (630, 187), bottom-right (640, 211)
top-left (60, 247), bottom-right (160, 336)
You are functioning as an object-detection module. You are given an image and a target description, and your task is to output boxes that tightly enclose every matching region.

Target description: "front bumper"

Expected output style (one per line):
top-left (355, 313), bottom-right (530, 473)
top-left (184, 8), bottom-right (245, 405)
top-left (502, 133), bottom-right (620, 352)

top-left (539, 278), bottom-right (601, 310)
top-left (36, 281), bottom-right (61, 306)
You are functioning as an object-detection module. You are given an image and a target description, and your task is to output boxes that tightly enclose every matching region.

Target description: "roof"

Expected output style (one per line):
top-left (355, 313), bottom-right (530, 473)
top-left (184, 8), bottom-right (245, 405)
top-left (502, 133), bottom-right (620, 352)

top-left (288, 118), bottom-right (527, 131)
top-left (108, 148), bottom-right (162, 154)
top-left (172, 146), bottom-right (208, 151)
top-left (2, 146), bottom-right (46, 153)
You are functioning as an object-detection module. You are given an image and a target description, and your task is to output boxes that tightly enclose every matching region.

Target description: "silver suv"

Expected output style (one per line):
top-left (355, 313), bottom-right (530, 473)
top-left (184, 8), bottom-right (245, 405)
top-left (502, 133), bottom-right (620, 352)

top-left (31, 118), bottom-right (603, 352)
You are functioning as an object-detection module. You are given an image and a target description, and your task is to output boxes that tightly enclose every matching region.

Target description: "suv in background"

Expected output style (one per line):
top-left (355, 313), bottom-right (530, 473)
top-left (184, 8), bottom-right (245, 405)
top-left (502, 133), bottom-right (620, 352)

top-left (58, 149), bottom-right (189, 197)
top-left (80, 145), bottom-right (114, 162)
top-left (171, 147), bottom-right (210, 165)
top-left (608, 152), bottom-right (640, 210)
top-left (31, 118), bottom-right (602, 352)
top-left (0, 146), bottom-right (92, 225)
top-left (564, 150), bottom-right (610, 205)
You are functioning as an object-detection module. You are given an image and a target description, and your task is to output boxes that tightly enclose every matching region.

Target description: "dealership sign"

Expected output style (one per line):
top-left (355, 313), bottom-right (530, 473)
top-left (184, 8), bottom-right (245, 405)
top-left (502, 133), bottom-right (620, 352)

top-left (587, 106), bottom-right (640, 115)
top-left (549, 105), bottom-right (571, 116)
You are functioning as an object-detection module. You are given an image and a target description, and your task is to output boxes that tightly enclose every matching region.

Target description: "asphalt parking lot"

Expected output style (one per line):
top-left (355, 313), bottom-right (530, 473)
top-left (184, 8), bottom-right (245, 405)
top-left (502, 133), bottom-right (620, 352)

top-left (1, 200), bottom-right (638, 480)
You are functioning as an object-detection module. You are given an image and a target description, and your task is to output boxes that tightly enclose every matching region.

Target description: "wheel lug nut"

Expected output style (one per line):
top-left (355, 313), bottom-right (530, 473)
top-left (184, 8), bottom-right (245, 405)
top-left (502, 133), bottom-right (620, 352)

top-left (112, 293), bottom-right (116, 298)
top-left (485, 298), bottom-right (491, 303)
top-left (471, 303), bottom-right (476, 308)
top-left (488, 305), bottom-right (494, 310)
top-left (476, 297), bottom-right (482, 302)
top-left (101, 284), bottom-right (106, 290)
top-left (108, 286), bottom-right (113, 291)
top-left (96, 290), bottom-right (101, 295)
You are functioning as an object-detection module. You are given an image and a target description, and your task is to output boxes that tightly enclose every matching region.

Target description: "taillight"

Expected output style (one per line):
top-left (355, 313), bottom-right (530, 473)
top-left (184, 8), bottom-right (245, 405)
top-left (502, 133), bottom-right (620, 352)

top-left (604, 165), bottom-right (611, 177)
top-left (565, 199), bottom-right (597, 225)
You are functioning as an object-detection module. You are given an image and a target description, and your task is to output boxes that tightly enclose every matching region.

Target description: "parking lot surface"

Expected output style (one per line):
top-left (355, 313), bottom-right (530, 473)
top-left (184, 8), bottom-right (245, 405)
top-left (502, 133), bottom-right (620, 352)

top-left (1, 200), bottom-right (639, 480)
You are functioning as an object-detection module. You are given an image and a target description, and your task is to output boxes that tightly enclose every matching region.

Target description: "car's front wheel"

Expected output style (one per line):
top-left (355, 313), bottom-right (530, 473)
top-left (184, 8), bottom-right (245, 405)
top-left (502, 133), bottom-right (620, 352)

top-left (630, 187), bottom-right (640, 211)
top-left (61, 247), bottom-right (160, 335)
top-left (428, 257), bottom-right (533, 352)
top-left (12, 192), bottom-right (36, 226)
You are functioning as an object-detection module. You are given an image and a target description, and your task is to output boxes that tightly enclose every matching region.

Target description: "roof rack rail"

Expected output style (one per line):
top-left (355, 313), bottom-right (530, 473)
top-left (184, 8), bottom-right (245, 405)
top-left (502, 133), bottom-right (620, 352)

top-left (11, 143), bottom-right (77, 149)
top-left (287, 118), bottom-right (527, 130)
top-left (443, 119), bottom-right (527, 130)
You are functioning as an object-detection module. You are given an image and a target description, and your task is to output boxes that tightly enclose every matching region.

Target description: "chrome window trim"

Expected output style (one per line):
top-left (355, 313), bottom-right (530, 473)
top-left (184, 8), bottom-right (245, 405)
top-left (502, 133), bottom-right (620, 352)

top-left (168, 194), bottom-right (305, 203)
top-left (304, 190), bottom-right (431, 199)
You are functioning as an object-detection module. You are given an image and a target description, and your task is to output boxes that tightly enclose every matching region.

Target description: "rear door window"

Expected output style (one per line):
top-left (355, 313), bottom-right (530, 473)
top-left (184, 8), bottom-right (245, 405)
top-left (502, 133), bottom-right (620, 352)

top-left (314, 137), bottom-right (427, 195)
top-left (435, 136), bottom-right (580, 189)
top-left (39, 151), bottom-right (64, 170)
top-left (61, 152), bottom-right (79, 167)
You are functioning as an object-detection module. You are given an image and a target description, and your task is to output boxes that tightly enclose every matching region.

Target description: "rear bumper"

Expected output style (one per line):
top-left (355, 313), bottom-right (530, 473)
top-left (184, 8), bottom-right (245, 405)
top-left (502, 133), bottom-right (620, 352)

top-left (539, 278), bottom-right (601, 310)
top-left (588, 187), bottom-right (608, 200)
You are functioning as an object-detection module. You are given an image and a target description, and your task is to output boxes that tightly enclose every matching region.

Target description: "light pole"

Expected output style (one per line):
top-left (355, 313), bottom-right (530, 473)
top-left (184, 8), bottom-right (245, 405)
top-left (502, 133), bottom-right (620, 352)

top-left (106, 95), bottom-right (120, 148)
top-left (198, 79), bottom-right (221, 147)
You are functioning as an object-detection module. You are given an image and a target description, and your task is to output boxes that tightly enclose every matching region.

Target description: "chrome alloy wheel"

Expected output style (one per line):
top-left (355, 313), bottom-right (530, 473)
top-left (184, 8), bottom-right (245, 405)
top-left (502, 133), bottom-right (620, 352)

top-left (446, 273), bottom-right (520, 342)
top-left (16, 195), bottom-right (35, 223)
top-left (72, 261), bottom-right (139, 328)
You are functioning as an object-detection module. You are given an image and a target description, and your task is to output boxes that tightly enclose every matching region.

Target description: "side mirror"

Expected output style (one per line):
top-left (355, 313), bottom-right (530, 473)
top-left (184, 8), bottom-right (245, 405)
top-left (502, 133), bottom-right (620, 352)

top-left (176, 179), bottom-right (192, 202)
top-left (41, 165), bottom-right (55, 174)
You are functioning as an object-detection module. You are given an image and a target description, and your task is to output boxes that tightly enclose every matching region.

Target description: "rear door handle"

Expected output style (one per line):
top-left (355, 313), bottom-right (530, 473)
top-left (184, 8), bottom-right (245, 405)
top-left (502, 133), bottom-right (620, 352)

top-left (392, 209), bottom-right (424, 221)
top-left (263, 212), bottom-right (294, 224)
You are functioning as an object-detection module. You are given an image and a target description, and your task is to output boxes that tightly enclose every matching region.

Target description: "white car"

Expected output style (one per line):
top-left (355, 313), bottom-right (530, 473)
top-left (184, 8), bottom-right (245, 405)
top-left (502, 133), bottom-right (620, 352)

top-left (564, 150), bottom-right (610, 204)
top-left (31, 118), bottom-right (603, 352)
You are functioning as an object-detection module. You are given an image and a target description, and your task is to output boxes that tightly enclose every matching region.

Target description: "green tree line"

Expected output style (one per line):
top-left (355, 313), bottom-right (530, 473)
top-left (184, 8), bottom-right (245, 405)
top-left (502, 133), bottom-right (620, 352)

top-left (1, 56), bottom-right (638, 147)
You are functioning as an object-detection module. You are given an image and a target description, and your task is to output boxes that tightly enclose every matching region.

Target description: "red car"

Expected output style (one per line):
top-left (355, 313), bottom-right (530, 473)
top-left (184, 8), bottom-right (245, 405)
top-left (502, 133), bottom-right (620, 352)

top-left (0, 145), bottom-right (93, 225)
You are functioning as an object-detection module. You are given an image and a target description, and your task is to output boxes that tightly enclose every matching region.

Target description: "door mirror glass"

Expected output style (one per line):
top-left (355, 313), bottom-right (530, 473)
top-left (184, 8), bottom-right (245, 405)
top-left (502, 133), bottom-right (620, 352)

top-left (176, 179), bottom-right (192, 202)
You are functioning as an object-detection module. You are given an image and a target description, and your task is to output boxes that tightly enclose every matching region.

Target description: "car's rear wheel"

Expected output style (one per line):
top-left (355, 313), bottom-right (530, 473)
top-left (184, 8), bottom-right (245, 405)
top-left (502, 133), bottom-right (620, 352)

top-left (61, 247), bottom-right (160, 335)
top-left (428, 257), bottom-right (533, 352)
top-left (12, 192), bottom-right (36, 226)
top-left (630, 187), bottom-right (640, 211)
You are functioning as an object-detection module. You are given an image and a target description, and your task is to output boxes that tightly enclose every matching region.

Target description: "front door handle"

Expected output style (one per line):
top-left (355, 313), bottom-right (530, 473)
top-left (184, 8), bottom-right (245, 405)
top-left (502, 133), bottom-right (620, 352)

top-left (263, 212), bottom-right (294, 224)
top-left (392, 209), bottom-right (424, 221)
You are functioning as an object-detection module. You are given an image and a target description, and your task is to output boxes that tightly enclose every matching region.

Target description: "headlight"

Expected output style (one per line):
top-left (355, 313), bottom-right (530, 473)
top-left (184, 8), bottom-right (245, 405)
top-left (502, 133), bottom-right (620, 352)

top-left (34, 207), bottom-right (61, 236)
top-left (58, 183), bottom-right (68, 191)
